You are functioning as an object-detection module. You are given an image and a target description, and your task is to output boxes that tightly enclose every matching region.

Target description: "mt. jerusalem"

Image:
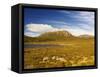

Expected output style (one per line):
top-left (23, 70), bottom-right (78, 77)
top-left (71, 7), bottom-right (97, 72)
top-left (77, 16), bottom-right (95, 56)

top-left (39, 31), bottom-right (74, 38)
top-left (24, 30), bottom-right (94, 43)
top-left (24, 31), bottom-right (75, 42)
top-left (40, 31), bottom-right (73, 37)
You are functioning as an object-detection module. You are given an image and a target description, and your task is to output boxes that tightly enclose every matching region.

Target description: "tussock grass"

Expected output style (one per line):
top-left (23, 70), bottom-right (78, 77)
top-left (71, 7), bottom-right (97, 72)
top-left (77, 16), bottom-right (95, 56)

top-left (24, 37), bottom-right (94, 69)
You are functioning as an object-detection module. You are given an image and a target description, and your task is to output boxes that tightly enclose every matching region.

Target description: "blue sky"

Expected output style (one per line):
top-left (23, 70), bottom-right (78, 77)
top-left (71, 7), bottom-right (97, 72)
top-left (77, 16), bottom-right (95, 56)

top-left (24, 8), bottom-right (94, 37)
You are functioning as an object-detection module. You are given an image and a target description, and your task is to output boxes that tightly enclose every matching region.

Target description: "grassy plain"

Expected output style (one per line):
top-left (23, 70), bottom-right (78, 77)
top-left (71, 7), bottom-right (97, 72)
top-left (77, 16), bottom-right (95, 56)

top-left (24, 36), bottom-right (94, 69)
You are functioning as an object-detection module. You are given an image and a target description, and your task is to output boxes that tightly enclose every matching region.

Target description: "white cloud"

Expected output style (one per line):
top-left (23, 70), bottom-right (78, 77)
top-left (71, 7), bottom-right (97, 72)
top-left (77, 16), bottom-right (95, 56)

top-left (66, 27), bottom-right (94, 36)
top-left (24, 23), bottom-right (94, 37)
top-left (74, 11), bottom-right (94, 25)
top-left (59, 10), bottom-right (72, 14)
top-left (24, 31), bottom-right (40, 37)
top-left (71, 11), bottom-right (94, 35)
top-left (24, 23), bottom-right (64, 37)
top-left (25, 23), bottom-right (61, 33)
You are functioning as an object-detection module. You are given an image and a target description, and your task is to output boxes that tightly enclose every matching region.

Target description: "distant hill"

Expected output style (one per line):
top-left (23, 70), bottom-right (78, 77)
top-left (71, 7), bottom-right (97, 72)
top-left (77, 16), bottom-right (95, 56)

top-left (24, 31), bottom-right (93, 42)
top-left (39, 31), bottom-right (73, 38)
top-left (78, 34), bottom-right (94, 38)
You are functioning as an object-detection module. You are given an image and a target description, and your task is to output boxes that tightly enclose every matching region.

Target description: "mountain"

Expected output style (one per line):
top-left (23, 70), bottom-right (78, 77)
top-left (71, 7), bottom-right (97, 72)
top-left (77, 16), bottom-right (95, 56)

top-left (38, 31), bottom-right (75, 41)
top-left (39, 31), bottom-right (73, 38)
top-left (24, 31), bottom-right (94, 43)
top-left (24, 31), bottom-right (74, 42)
top-left (78, 34), bottom-right (94, 38)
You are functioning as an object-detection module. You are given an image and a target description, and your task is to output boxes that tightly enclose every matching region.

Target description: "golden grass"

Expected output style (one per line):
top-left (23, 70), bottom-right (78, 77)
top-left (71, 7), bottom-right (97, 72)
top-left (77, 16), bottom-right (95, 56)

top-left (24, 38), bottom-right (94, 69)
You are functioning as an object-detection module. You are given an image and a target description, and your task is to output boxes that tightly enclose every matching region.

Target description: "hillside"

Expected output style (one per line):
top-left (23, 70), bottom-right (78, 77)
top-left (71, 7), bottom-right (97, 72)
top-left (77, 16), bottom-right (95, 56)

top-left (24, 31), bottom-right (75, 42)
top-left (39, 31), bottom-right (73, 37)
top-left (24, 30), bottom-right (94, 43)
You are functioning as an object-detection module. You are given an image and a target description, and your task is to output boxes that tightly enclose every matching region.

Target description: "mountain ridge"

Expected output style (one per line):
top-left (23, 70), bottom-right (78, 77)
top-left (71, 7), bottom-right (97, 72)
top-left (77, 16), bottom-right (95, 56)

top-left (24, 30), bottom-right (94, 43)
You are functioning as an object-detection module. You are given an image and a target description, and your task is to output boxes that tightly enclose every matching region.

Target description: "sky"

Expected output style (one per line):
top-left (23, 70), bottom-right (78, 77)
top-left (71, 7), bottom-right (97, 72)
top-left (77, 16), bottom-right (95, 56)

top-left (24, 8), bottom-right (95, 37)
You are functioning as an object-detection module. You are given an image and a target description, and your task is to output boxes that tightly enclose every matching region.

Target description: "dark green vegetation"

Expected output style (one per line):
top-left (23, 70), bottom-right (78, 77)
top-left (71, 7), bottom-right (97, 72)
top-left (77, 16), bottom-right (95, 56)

top-left (24, 31), bottom-right (94, 69)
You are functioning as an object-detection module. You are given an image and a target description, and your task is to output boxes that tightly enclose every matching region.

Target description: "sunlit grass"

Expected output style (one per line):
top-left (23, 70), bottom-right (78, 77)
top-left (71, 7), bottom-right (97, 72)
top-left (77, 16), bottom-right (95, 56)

top-left (24, 38), bottom-right (94, 69)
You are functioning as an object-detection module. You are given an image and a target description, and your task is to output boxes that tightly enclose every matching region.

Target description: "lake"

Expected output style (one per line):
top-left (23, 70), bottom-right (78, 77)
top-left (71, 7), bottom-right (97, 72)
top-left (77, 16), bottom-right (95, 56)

top-left (24, 44), bottom-right (62, 48)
